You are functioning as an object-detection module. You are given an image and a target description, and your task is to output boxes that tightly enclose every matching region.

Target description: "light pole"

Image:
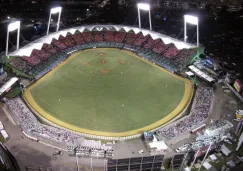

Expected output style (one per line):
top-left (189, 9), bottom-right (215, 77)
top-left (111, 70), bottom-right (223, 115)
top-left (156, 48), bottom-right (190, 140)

top-left (76, 156), bottom-right (79, 171)
top-left (47, 7), bottom-right (62, 35)
top-left (90, 157), bottom-right (93, 171)
top-left (137, 3), bottom-right (152, 31)
top-left (6, 21), bottom-right (21, 56)
top-left (198, 143), bottom-right (212, 171)
top-left (184, 15), bottom-right (199, 47)
top-left (189, 149), bottom-right (200, 171)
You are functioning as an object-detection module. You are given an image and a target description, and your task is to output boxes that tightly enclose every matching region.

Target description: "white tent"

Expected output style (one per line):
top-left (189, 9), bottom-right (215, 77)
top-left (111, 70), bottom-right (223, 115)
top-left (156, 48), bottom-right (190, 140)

top-left (185, 71), bottom-right (194, 77)
top-left (209, 154), bottom-right (217, 161)
top-left (0, 130), bottom-right (9, 140)
top-left (148, 141), bottom-right (168, 151)
top-left (0, 77), bottom-right (18, 96)
top-left (0, 121), bottom-right (3, 130)
top-left (221, 144), bottom-right (231, 156)
top-left (203, 161), bottom-right (212, 169)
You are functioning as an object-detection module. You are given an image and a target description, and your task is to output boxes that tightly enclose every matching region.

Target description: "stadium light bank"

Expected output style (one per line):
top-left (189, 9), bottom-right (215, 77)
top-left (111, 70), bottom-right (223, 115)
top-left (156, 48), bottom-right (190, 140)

top-left (137, 3), bottom-right (152, 31)
top-left (47, 7), bottom-right (62, 35)
top-left (184, 15), bottom-right (199, 47)
top-left (6, 21), bottom-right (20, 56)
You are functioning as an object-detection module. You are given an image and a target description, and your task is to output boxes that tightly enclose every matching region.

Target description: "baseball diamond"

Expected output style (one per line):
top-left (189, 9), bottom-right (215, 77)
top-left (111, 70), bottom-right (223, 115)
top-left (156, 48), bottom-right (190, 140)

top-left (24, 48), bottom-right (193, 137)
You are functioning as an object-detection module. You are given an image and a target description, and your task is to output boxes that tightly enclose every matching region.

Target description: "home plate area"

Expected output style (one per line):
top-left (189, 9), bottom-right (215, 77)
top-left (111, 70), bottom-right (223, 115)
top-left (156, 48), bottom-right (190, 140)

top-left (79, 52), bottom-right (129, 75)
top-left (119, 60), bottom-right (125, 64)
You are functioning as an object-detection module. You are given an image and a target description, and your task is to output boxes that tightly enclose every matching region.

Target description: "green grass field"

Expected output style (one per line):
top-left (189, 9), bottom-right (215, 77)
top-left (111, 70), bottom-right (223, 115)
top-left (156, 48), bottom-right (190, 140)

top-left (25, 48), bottom-right (192, 135)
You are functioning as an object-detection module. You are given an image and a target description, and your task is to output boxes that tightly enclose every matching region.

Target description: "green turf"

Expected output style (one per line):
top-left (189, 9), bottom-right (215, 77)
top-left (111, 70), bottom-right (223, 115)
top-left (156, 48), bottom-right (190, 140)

top-left (6, 86), bottom-right (21, 98)
top-left (30, 48), bottom-right (185, 133)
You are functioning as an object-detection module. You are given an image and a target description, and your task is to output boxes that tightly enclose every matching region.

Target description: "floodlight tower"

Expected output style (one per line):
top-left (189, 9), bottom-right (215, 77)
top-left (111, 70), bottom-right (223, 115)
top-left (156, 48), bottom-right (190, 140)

top-left (47, 7), bottom-right (62, 35)
top-left (184, 15), bottom-right (199, 47)
top-left (6, 21), bottom-right (21, 56)
top-left (137, 3), bottom-right (152, 31)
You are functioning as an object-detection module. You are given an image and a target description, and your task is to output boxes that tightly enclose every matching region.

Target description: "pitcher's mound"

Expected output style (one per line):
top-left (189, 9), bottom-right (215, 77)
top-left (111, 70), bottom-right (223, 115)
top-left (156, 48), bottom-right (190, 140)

top-left (119, 60), bottom-right (125, 64)
top-left (101, 69), bottom-right (109, 74)
top-left (100, 59), bottom-right (106, 64)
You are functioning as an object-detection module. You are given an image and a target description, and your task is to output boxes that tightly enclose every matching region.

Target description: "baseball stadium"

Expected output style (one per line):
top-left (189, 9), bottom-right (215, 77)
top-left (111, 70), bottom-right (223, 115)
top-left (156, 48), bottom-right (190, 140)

top-left (3, 3), bottom-right (243, 171)
top-left (6, 25), bottom-right (198, 138)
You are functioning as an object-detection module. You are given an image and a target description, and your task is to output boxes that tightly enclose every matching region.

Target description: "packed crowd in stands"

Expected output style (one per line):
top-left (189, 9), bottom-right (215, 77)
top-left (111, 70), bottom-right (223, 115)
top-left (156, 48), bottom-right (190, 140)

top-left (157, 87), bottom-right (213, 140)
top-left (6, 97), bottom-right (80, 144)
top-left (8, 30), bottom-right (197, 78)
top-left (6, 97), bottom-right (112, 157)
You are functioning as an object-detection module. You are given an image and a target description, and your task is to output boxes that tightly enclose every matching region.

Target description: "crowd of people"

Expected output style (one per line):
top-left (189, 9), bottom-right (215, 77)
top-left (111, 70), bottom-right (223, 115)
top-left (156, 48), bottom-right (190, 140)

top-left (6, 97), bottom-right (80, 144)
top-left (157, 87), bottom-right (213, 139)
top-left (6, 97), bottom-right (112, 156)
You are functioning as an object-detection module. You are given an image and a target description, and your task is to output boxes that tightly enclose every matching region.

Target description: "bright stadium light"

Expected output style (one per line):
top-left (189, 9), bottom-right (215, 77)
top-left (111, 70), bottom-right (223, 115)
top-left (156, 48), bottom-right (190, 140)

top-left (6, 21), bottom-right (20, 56)
top-left (184, 15), bottom-right (198, 25)
top-left (50, 7), bottom-right (62, 14)
top-left (184, 15), bottom-right (199, 47)
top-left (137, 3), bottom-right (150, 10)
top-left (137, 3), bottom-right (152, 30)
top-left (47, 7), bottom-right (62, 35)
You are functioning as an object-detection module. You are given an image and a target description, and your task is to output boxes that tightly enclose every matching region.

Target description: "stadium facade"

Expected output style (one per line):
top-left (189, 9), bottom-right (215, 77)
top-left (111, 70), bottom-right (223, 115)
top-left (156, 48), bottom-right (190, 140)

top-left (10, 25), bottom-right (196, 57)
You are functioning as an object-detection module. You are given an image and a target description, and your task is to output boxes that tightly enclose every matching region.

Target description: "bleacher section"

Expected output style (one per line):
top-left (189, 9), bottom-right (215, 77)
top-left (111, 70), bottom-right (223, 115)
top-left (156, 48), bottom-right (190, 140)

top-left (23, 55), bottom-right (41, 66)
top-left (114, 32), bottom-right (126, 43)
top-left (9, 57), bottom-right (32, 72)
top-left (9, 30), bottom-right (197, 78)
top-left (51, 39), bottom-right (67, 50)
top-left (82, 32), bottom-right (93, 42)
top-left (143, 38), bottom-right (160, 49)
top-left (71, 33), bottom-right (85, 45)
top-left (104, 31), bottom-right (115, 42)
top-left (93, 31), bottom-right (104, 42)
top-left (152, 40), bottom-right (169, 54)
top-left (163, 44), bottom-right (180, 59)
top-left (133, 33), bottom-right (149, 46)
top-left (41, 43), bottom-right (59, 55)
top-left (31, 49), bottom-right (51, 61)
top-left (124, 33), bottom-right (138, 45)
top-left (61, 35), bottom-right (76, 48)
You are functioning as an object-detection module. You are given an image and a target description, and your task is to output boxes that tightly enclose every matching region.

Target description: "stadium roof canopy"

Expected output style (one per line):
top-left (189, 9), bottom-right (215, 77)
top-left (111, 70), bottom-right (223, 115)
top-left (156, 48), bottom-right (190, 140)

top-left (0, 77), bottom-right (18, 96)
top-left (10, 25), bottom-right (196, 57)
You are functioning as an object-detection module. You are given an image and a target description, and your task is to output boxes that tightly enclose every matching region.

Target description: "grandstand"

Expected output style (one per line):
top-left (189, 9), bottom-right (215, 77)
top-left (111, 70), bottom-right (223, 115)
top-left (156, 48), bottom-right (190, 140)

top-left (157, 87), bottom-right (213, 140)
top-left (3, 25), bottom-right (203, 140)
top-left (8, 25), bottom-right (198, 78)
